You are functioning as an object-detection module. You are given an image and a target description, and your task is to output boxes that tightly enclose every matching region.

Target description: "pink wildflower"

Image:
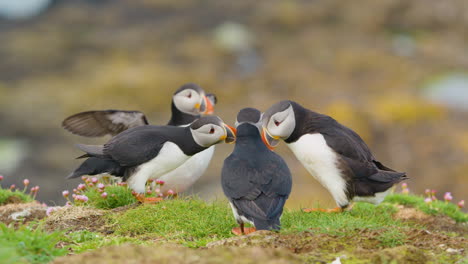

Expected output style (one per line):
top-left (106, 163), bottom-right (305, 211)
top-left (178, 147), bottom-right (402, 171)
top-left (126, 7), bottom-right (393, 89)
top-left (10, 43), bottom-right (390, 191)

top-left (9, 184), bottom-right (15, 190)
top-left (101, 192), bottom-right (108, 199)
top-left (62, 190), bottom-right (69, 198)
top-left (46, 207), bottom-right (57, 216)
top-left (444, 192), bottom-right (453, 202)
top-left (77, 183), bottom-right (86, 191)
top-left (155, 180), bottom-right (165, 186)
top-left (167, 189), bottom-right (175, 196)
top-left (23, 179), bottom-right (30, 187)
top-left (91, 177), bottom-right (98, 184)
top-left (97, 183), bottom-right (105, 189)
top-left (0, 175), bottom-right (3, 181)
top-left (424, 197), bottom-right (432, 204)
top-left (75, 195), bottom-right (89, 202)
top-left (458, 200), bottom-right (465, 209)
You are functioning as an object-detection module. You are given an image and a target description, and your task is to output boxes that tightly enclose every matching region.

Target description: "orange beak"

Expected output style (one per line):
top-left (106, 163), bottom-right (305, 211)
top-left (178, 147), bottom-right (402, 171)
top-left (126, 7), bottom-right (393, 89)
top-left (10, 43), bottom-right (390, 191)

top-left (202, 96), bottom-right (215, 115)
top-left (261, 128), bottom-right (277, 151)
top-left (224, 124), bottom-right (237, 144)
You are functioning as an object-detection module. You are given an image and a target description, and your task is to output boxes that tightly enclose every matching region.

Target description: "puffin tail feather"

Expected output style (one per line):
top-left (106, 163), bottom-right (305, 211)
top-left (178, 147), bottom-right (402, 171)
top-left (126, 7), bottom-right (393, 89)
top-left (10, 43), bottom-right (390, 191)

top-left (368, 171), bottom-right (407, 183)
top-left (67, 157), bottom-right (123, 179)
top-left (75, 144), bottom-right (106, 158)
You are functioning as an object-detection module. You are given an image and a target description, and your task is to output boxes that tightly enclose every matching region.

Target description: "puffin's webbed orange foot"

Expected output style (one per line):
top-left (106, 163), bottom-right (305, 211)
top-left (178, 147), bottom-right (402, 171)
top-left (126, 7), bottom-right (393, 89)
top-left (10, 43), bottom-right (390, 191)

top-left (136, 194), bottom-right (163, 204)
top-left (303, 207), bottom-right (343, 213)
top-left (231, 227), bottom-right (257, 236)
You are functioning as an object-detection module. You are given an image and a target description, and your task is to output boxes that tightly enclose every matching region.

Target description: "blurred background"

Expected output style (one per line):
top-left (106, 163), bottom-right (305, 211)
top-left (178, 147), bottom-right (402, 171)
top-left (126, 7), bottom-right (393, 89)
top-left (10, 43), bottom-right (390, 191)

top-left (0, 0), bottom-right (467, 209)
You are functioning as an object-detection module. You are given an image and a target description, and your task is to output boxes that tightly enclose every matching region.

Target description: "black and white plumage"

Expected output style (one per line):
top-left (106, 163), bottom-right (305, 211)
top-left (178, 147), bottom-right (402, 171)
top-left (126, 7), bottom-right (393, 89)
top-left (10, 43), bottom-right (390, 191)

top-left (69, 116), bottom-right (235, 193)
top-left (262, 100), bottom-right (407, 209)
top-left (63, 83), bottom-right (220, 194)
top-left (222, 108), bottom-right (292, 233)
top-left (62, 83), bottom-right (216, 136)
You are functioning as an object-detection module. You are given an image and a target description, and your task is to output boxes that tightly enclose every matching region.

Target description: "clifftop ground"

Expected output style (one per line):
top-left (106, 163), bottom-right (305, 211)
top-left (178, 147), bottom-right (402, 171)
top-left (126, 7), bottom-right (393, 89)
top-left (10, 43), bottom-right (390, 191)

top-left (0, 183), bottom-right (466, 264)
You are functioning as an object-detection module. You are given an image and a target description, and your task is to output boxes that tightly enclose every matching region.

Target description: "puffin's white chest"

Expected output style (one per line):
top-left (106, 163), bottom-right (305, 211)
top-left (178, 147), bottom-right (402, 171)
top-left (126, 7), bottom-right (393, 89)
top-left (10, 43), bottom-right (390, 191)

top-left (288, 133), bottom-right (349, 207)
top-left (127, 142), bottom-right (190, 193)
top-left (158, 146), bottom-right (215, 194)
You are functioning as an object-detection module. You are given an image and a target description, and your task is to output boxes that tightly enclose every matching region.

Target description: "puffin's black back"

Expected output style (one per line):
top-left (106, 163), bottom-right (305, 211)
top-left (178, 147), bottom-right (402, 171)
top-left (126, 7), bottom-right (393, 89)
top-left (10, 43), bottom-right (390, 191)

top-left (222, 123), bottom-right (292, 230)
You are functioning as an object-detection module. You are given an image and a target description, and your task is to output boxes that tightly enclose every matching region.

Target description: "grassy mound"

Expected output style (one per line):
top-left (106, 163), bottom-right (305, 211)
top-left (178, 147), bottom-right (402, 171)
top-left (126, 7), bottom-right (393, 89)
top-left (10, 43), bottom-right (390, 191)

top-left (0, 189), bottom-right (33, 206)
top-left (2, 180), bottom-right (467, 264)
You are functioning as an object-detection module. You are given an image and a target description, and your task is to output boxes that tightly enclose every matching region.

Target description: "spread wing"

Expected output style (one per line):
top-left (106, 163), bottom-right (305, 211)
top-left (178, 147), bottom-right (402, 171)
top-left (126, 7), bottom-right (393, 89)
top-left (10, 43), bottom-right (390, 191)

top-left (103, 126), bottom-right (172, 167)
top-left (62, 110), bottom-right (149, 137)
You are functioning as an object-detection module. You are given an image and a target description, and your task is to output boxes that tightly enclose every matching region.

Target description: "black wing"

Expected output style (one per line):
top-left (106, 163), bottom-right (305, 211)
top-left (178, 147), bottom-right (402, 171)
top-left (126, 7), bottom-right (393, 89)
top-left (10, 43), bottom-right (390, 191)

top-left (103, 125), bottom-right (173, 167)
top-left (340, 155), bottom-right (406, 183)
top-left (62, 110), bottom-right (149, 137)
top-left (318, 118), bottom-right (375, 162)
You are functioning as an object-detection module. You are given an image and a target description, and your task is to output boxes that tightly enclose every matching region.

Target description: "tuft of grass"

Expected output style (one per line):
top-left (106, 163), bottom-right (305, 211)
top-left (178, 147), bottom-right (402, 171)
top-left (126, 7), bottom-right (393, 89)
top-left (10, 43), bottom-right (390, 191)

top-left (385, 194), bottom-right (468, 222)
top-left (377, 229), bottom-right (407, 247)
top-left (83, 185), bottom-right (137, 209)
top-left (0, 223), bottom-right (67, 264)
top-left (112, 197), bottom-right (235, 247)
top-left (63, 230), bottom-right (146, 253)
top-left (282, 202), bottom-right (402, 235)
top-left (0, 188), bottom-right (33, 205)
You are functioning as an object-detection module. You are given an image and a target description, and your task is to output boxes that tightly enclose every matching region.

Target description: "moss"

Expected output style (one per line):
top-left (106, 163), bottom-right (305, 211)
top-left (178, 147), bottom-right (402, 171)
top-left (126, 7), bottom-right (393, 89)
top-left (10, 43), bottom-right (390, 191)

top-left (52, 244), bottom-right (305, 264)
top-left (371, 245), bottom-right (432, 264)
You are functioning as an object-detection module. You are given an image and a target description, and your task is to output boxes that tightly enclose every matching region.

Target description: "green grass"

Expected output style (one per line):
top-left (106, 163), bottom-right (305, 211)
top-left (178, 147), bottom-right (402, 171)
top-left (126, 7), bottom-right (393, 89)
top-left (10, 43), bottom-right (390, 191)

top-left (111, 198), bottom-right (411, 247)
top-left (385, 193), bottom-right (468, 222)
top-left (282, 203), bottom-right (403, 235)
top-left (377, 229), bottom-right (407, 247)
top-left (0, 223), bottom-right (67, 264)
top-left (63, 230), bottom-right (146, 253)
top-left (0, 188), bottom-right (33, 205)
top-left (82, 185), bottom-right (137, 209)
top-left (112, 197), bottom-right (235, 247)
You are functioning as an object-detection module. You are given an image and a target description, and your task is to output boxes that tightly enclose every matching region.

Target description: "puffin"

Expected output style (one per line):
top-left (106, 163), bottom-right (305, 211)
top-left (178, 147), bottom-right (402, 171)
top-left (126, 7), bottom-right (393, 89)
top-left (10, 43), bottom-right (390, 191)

top-left (69, 116), bottom-right (235, 202)
top-left (261, 100), bottom-right (407, 212)
top-left (63, 83), bottom-right (220, 194)
top-left (222, 108), bottom-right (292, 235)
top-left (62, 83), bottom-right (216, 136)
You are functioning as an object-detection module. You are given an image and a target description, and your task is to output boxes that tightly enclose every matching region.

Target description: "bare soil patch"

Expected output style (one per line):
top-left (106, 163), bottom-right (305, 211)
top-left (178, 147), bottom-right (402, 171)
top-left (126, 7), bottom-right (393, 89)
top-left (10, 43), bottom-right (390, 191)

top-left (0, 202), bottom-right (47, 226)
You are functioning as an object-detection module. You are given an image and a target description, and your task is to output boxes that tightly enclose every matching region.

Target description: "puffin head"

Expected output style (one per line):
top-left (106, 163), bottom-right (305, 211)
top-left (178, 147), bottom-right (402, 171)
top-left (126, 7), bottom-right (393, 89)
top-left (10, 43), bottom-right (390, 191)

top-left (190, 116), bottom-right (236, 147)
top-left (261, 100), bottom-right (296, 149)
top-left (172, 83), bottom-right (215, 116)
top-left (235, 107), bottom-right (262, 129)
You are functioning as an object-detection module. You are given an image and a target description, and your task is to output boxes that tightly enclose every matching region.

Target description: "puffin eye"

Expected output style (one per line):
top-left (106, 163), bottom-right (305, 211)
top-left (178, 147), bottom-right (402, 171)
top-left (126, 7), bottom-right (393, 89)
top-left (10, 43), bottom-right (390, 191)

top-left (187, 93), bottom-right (192, 98)
top-left (209, 128), bottom-right (215, 134)
top-left (274, 120), bottom-right (281, 126)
